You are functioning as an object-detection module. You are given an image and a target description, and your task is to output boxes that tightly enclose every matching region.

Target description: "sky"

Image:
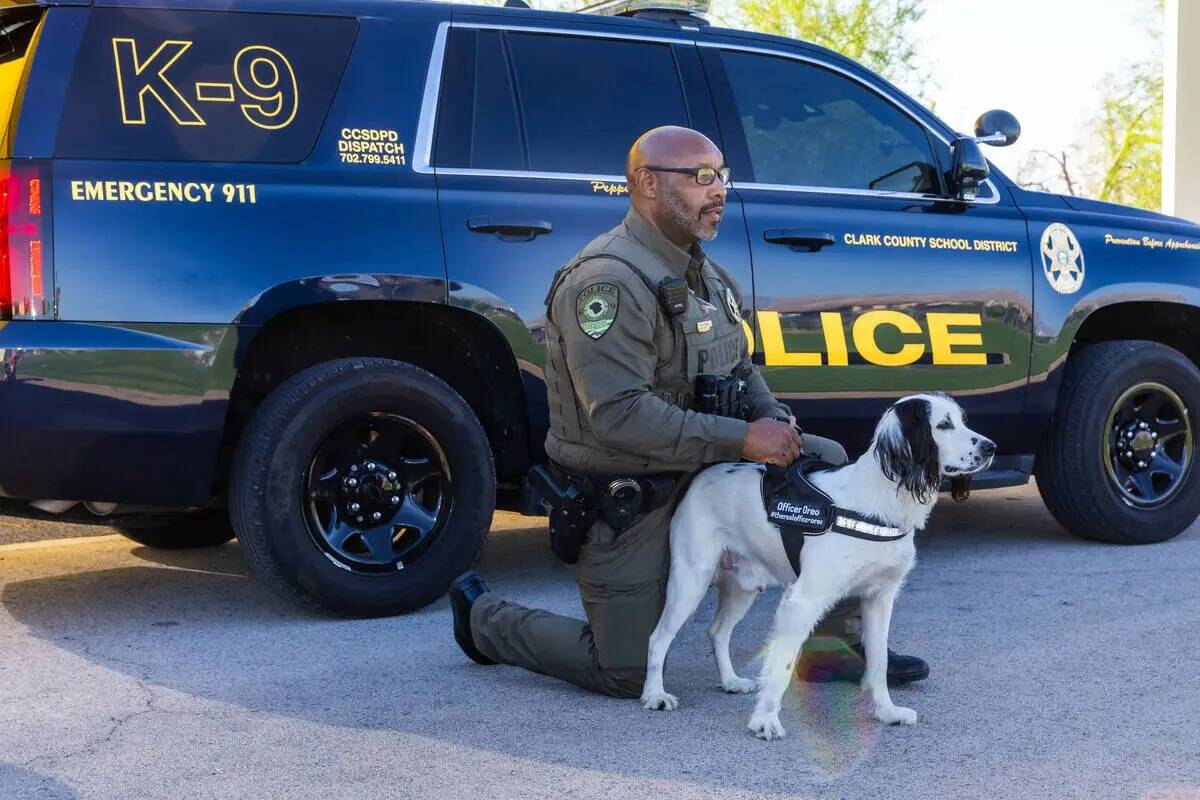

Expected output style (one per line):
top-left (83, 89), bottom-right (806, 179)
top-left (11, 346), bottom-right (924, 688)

top-left (906, 0), bottom-right (1160, 181)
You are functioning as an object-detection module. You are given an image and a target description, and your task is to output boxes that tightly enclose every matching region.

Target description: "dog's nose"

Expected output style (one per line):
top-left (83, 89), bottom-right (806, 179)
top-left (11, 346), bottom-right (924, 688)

top-left (980, 439), bottom-right (996, 457)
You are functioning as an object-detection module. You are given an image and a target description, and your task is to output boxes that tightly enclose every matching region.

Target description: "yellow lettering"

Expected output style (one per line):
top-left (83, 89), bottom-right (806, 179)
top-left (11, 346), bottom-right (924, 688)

top-left (111, 38), bottom-right (205, 126)
top-left (928, 312), bottom-right (986, 365)
top-left (103, 181), bottom-right (117, 201)
top-left (135, 182), bottom-right (153, 202)
top-left (820, 312), bottom-right (849, 366)
top-left (183, 183), bottom-right (200, 202)
top-left (200, 183), bottom-right (214, 202)
top-left (118, 182), bottom-right (134, 202)
top-left (85, 182), bottom-right (103, 201)
top-left (758, 310), bottom-right (822, 367)
top-left (71, 181), bottom-right (84, 201)
top-left (852, 311), bottom-right (924, 367)
top-left (741, 318), bottom-right (755, 357)
top-left (167, 183), bottom-right (183, 202)
top-left (154, 182), bottom-right (167, 202)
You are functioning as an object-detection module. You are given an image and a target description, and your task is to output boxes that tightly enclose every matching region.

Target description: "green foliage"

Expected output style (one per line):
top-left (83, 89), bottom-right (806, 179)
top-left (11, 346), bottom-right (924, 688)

top-left (728, 0), bottom-right (926, 90)
top-left (1018, 0), bottom-right (1163, 210)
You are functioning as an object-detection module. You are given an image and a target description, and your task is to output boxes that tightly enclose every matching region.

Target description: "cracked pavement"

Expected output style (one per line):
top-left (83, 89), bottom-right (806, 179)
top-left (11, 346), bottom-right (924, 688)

top-left (1, 482), bottom-right (1199, 800)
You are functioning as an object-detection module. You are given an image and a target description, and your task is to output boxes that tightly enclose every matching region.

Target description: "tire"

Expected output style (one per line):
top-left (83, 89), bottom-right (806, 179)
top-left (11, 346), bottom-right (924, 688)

top-left (116, 509), bottom-right (236, 549)
top-left (229, 357), bottom-right (495, 616)
top-left (1036, 340), bottom-right (1200, 544)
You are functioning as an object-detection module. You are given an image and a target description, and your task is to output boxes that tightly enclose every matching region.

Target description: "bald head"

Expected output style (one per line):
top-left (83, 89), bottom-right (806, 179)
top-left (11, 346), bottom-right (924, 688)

top-left (625, 126), bottom-right (721, 183)
top-left (625, 126), bottom-right (728, 248)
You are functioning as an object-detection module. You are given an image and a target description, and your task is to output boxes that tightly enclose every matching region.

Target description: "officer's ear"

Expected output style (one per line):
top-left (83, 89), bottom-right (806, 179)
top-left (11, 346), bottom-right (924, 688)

top-left (630, 166), bottom-right (659, 199)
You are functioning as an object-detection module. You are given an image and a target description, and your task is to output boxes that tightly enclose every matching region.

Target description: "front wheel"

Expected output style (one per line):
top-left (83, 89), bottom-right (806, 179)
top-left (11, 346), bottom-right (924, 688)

top-left (229, 358), bottom-right (495, 616)
top-left (1036, 340), bottom-right (1200, 544)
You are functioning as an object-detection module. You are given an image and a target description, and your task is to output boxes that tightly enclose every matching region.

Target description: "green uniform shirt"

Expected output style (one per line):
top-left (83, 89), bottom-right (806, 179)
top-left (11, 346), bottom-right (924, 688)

top-left (543, 208), bottom-right (790, 476)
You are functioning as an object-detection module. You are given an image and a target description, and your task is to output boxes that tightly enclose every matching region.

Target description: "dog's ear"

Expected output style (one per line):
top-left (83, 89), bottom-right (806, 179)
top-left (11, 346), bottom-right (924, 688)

top-left (874, 397), bottom-right (940, 503)
top-left (950, 475), bottom-right (971, 503)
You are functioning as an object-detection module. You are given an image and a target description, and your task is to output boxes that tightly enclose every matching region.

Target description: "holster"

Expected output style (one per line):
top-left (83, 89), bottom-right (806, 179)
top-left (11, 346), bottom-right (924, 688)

top-left (527, 463), bottom-right (679, 564)
top-left (528, 464), bottom-right (597, 564)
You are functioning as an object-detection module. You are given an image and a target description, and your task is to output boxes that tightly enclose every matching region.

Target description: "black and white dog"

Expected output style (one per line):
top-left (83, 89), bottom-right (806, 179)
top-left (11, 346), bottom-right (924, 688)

top-left (640, 393), bottom-right (995, 740)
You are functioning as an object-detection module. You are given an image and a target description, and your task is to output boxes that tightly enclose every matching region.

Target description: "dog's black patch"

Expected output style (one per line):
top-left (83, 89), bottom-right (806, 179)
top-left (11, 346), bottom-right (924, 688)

top-left (876, 397), bottom-right (940, 504)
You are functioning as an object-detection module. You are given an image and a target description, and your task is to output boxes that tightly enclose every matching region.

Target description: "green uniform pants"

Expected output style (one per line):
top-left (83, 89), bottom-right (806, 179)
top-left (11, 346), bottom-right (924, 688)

top-left (469, 435), bottom-right (859, 699)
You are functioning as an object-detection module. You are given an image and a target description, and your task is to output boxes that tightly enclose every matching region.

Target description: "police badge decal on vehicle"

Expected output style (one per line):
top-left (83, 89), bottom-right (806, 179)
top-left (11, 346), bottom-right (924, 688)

top-left (577, 283), bottom-right (619, 339)
top-left (1040, 223), bottom-right (1085, 295)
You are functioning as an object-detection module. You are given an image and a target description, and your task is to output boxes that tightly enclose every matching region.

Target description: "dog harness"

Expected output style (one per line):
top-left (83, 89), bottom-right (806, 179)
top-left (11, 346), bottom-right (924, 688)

top-left (761, 457), bottom-right (908, 577)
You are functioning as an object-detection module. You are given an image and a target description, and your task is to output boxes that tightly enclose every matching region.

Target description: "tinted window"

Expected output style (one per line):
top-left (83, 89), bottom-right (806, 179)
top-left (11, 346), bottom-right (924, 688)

top-left (57, 9), bottom-right (357, 163)
top-left (721, 51), bottom-right (939, 193)
top-left (434, 29), bottom-right (524, 170)
top-left (508, 33), bottom-right (688, 174)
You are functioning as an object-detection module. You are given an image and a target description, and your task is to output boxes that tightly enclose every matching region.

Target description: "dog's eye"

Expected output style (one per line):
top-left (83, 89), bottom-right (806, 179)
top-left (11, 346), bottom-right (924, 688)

top-left (936, 420), bottom-right (954, 431)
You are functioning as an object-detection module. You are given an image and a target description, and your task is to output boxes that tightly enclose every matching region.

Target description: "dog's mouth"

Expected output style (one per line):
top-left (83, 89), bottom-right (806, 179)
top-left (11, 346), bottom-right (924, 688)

top-left (945, 455), bottom-right (994, 476)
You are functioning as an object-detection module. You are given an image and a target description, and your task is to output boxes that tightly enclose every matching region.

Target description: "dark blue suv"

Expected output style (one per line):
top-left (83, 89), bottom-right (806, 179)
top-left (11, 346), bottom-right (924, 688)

top-left (4, 0), bottom-right (1199, 615)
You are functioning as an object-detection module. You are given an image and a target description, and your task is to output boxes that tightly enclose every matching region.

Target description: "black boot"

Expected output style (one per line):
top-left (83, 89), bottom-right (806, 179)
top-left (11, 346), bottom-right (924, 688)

top-left (449, 571), bottom-right (496, 666)
top-left (796, 642), bottom-right (928, 686)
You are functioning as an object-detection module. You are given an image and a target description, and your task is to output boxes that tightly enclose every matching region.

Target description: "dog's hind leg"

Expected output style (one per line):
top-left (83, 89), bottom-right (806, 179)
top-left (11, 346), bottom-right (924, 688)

top-left (747, 583), bottom-right (838, 741)
top-left (708, 572), bottom-right (759, 694)
top-left (862, 582), bottom-right (917, 725)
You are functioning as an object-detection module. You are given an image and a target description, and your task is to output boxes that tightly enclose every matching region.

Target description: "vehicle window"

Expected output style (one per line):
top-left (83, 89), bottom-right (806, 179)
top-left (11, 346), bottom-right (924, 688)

top-left (433, 29), bottom-right (525, 171)
top-left (56, 9), bottom-right (357, 163)
top-left (720, 50), bottom-right (939, 194)
top-left (505, 32), bottom-right (689, 175)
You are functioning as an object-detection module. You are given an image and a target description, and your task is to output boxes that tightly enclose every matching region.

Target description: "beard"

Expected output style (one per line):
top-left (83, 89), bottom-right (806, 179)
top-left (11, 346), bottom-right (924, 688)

top-left (661, 182), bottom-right (722, 241)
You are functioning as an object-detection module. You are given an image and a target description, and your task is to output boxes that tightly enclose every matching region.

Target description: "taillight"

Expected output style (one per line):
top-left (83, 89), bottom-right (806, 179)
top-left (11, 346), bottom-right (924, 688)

top-left (0, 160), bottom-right (52, 319)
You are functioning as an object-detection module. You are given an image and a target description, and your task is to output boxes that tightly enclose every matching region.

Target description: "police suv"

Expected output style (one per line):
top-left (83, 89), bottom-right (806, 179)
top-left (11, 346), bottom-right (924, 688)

top-left (2, 0), bottom-right (1198, 616)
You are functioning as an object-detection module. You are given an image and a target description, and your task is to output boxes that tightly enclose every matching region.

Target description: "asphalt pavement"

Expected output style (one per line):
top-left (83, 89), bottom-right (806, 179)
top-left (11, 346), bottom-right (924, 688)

top-left (1, 482), bottom-right (1197, 800)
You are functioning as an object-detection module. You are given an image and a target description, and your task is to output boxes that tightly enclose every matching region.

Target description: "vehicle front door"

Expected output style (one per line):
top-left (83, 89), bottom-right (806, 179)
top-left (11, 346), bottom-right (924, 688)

top-left (699, 41), bottom-right (1033, 456)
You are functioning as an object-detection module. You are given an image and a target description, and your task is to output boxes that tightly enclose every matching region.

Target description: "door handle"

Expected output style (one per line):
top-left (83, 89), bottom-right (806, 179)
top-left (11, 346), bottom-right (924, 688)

top-left (467, 216), bottom-right (553, 242)
top-left (763, 229), bottom-right (835, 252)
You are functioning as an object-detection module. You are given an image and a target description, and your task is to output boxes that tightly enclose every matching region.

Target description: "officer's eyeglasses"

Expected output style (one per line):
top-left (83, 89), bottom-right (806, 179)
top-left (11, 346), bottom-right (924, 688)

top-left (642, 165), bottom-right (733, 186)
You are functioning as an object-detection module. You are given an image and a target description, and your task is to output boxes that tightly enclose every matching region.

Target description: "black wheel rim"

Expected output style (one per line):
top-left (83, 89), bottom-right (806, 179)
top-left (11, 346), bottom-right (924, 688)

top-left (1103, 381), bottom-right (1193, 509)
top-left (303, 413), bottom-right (451, 574)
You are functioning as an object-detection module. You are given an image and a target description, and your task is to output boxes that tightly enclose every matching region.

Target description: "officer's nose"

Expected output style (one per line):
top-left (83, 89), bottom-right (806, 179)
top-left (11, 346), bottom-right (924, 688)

top-left (979, 438), bottom-right (996, 457)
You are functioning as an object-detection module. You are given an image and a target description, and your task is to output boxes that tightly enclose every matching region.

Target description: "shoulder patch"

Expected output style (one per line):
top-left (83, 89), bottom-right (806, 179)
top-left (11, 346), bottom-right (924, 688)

top-left (576, 283), bottom-right (620, 339)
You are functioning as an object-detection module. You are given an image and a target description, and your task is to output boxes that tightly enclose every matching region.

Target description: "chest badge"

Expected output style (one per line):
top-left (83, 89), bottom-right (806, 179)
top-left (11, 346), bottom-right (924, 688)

top-left (697, 319), bottom-right (713, 333)
top-left (725, 287), bottom-right (741, 322)
top-left (576, 283), bottom-right (619, 339)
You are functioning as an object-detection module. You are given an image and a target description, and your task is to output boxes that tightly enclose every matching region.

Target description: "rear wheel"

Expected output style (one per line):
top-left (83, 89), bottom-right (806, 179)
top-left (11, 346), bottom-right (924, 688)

top-left (1036, 340), bottom-right (1200, 544)
top-left (229, 357), bottom-right (495, 616)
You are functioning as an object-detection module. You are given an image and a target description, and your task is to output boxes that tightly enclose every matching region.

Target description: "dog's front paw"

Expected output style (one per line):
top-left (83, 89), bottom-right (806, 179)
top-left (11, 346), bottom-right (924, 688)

top-left (875, 704), bottom-right (918, 725)
top-left (747, 712), bottom-right (786, 740)
top-left (641, 691), bottom-right (679, 711)
top-left (721, 676), bottom-right (758, 694)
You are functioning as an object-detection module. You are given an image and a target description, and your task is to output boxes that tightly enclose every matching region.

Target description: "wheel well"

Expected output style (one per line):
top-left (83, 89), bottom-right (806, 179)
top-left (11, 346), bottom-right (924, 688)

top-left (215, 302), bottom-right (532, 498)
top-left (1072, 302), bottom-right (1200, 366)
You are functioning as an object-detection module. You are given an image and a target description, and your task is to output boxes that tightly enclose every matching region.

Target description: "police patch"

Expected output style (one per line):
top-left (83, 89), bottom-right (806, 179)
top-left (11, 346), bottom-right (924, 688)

top-left (576, 283), bottom-right (619, 339)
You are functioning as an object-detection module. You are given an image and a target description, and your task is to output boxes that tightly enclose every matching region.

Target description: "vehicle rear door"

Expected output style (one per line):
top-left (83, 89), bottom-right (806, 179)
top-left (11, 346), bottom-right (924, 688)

top-left (421, 11), bottom-right (755, 455)
top-left (698, 37), bottom-right (1033, 456)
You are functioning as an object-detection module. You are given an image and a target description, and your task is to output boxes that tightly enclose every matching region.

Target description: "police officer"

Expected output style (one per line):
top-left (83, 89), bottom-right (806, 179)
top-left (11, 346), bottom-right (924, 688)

top-left (449, 126), bottom-right (928, 696)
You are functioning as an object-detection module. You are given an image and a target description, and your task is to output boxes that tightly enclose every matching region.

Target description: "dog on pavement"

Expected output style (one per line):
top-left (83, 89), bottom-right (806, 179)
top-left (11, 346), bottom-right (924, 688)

top-left (640, 393), bottom-right (995, 740)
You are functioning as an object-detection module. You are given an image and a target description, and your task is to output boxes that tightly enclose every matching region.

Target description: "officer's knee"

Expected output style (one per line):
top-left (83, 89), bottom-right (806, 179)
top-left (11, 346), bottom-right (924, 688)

top-left (599, 666), bottom-right (646, 699)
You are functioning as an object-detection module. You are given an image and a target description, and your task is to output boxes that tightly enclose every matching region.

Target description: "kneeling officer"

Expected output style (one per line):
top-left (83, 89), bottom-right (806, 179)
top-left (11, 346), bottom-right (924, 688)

top-left (449, 126), bottom-right (927, 697)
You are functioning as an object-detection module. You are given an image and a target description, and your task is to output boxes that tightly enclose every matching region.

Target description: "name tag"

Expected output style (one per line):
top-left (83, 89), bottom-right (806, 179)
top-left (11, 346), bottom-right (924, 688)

top-left (696, 319), bottom-right (713, 333)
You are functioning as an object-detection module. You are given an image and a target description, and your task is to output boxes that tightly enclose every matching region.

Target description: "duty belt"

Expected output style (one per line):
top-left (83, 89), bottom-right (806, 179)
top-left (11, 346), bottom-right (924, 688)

top-left (761, 456), bottom-right (907, 577)
top-left (548, 461), bottom-right (679, 532)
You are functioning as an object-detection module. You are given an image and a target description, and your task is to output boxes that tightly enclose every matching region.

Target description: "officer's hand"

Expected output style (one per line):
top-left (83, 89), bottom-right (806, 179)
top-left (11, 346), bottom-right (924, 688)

top-left (742, 419), bottom-right (803, 466)
top-left (786, 414), bottom-right (805, 452)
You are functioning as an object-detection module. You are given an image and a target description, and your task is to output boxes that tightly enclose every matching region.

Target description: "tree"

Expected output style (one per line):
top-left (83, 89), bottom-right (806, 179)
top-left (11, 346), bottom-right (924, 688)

top-left (1018, 0), bottom-right (1163, 210)
top-left (722, 0), bottom-right (927, 93)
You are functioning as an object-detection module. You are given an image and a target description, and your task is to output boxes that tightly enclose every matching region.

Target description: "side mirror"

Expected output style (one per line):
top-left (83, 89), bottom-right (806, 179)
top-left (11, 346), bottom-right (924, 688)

top-left (973, 109), bottom-right (1021, 147)
top-left (949, 137), bottom-right (990, 201)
